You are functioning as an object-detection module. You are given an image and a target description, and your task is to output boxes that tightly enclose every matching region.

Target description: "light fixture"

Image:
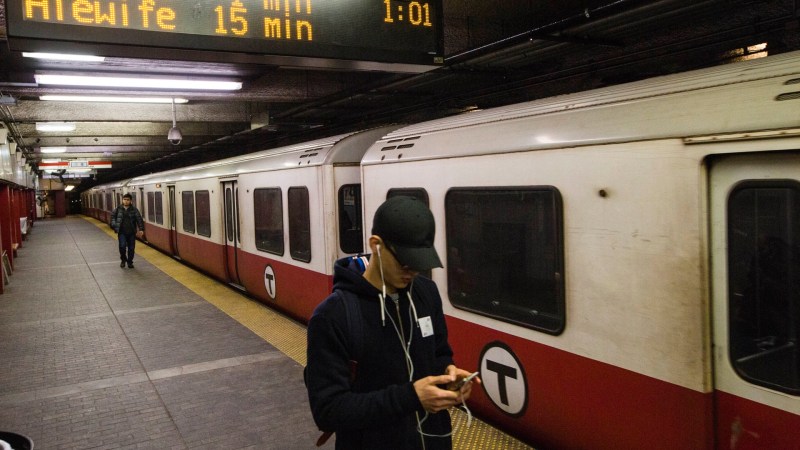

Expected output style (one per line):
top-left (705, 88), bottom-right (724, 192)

top-left (40, 95), bottom-right (189, 104)
top-left (35, 73), bottom-right (242, 90)
top-left (168, 97), bottom-right (182, 145)
top-left (23, 52), bottom-right (105, 62)
top-left (64, 185), bottom-right (75, 191)
top-left (40, 147), bottom-right (67, 153)
top-left (36, 122), bottom-right (76, 132)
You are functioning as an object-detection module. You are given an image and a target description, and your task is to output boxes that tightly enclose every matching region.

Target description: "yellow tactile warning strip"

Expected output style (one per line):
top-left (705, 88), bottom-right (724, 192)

top-left (86, 216), bottom-right (534, 449)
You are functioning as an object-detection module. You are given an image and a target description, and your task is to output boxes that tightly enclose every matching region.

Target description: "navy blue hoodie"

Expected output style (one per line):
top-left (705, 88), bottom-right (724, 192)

top-left (306, 256), bottom-right (454, 449)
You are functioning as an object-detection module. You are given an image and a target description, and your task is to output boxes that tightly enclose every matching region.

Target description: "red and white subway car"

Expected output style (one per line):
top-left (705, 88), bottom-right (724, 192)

top-left (84, 50), bottom-right (800, 449)
top-left (84, 126), bottom-right (396, 321)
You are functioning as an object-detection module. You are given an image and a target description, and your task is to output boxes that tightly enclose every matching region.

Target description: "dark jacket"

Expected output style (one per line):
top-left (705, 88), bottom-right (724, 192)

top-left (306, 256), bottom-right (455, 449)
top-left (111, 205), bottom-right (144, 235)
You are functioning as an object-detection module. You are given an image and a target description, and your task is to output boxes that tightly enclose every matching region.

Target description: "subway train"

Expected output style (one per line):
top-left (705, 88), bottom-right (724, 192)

top-left (82, 50), bottom-right (800, 449)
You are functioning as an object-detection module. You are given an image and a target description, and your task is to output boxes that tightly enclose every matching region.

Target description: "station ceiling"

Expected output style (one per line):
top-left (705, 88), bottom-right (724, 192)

top-left (1, 0), bottom-right (799, 191)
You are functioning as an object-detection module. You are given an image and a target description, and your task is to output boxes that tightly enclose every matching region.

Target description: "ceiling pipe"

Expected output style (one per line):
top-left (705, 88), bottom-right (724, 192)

top-left (444, 0), bottom-right (638, 65)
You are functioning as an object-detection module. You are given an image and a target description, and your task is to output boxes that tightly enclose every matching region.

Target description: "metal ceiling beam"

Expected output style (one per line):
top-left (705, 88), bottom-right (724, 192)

top-left (6, 100), bottom-right (254, 122)
top-left (27, 136), bottom-right (222, 147)
top-left (14, 121), bottom-right (248, 136)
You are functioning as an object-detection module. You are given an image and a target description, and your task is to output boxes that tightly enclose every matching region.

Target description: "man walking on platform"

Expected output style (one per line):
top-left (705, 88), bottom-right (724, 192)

top-left (111, 193), bottom-right (144, 268)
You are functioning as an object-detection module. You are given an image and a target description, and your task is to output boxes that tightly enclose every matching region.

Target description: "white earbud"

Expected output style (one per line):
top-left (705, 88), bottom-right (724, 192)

top-left (375, 242), bottom-right (386, 326)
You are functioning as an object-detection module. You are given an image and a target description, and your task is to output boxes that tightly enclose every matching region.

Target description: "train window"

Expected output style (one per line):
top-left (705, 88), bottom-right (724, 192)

top-left (105, 193), bottom-right (113, 211)
top-left (116, 192), bottom-right (121, 207)
top-left (289, 187), bottom-right (312, 262)
top-left (129, 192), bottom-right (137, 205)
top-left (146, 192), bottom-right (155, 222)
top-left (254, 188), bottom-right (284, 255)
top-left (236, 188), bottom-right (241, 243)
top-left (445, 187), bottom-right (565, 335)
top-left (339, 185), bottom-right (363, 254)
top-left (225, 187), bottom-right (234, 242)
top-left (727, 180), bottom-right (800, 395)
top-left (154, 192), bottom-right (164, 225)
top-left (182, 191), bottom-right (196, 234)
top-left (388, 188), bottom-right (429, 206)
top-left (196, 191), bottom-right (211, 237)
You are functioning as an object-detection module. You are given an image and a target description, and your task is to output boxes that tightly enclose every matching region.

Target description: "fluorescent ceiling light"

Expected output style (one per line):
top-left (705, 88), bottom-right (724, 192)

top-left (40, 147), bottom-right (67, 153)
top-left (35, 73), bottom-right (242, 90)
top-left (64, 185), bottom-right (75, 191)
top-left (23, 52), bottom-right (105, 62)
top-left (40, 95), bottom-right (189, 104)
top-left (36, 122), bottom-right (76, 132)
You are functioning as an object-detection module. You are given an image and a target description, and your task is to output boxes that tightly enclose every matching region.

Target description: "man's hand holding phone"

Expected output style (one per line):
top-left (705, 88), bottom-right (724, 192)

top-left (449, 371), bottom-right (480, 391)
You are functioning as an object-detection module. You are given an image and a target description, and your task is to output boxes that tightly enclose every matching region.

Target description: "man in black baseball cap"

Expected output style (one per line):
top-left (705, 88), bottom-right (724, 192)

top-left (371, 195), bottom-right (444, 272)
top-left (306, 195), bottom-right (479, 450)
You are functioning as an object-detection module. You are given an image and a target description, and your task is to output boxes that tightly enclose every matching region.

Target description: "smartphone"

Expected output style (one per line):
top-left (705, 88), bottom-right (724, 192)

top-left (451, 371), bottom-right (479, 390)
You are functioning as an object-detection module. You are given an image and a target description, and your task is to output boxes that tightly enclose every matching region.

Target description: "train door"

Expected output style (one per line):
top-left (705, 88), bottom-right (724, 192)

top-left (138, 188), bottom-right (145, 218)
top-left (168, 185), bottom-right (178, 255)
top-left (336, 182), bottom-right (363, 259)
top-left (138, 187), bottom-right (145, 237)
top-left (709, 151), bottom-right (800, 449)
top-left (222, 180), bottom-right (243, 286)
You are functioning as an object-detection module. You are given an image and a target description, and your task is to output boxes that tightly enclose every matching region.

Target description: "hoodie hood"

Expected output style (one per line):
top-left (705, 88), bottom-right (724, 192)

top-left (333, 255), bottom-right (380, 299)
top-left (334, 255), bottom-right (421, 328)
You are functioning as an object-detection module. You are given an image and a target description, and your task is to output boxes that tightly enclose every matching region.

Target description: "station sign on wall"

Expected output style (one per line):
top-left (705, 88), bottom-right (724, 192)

top-left (5, 0), bottom-right (444, 72)
top-left (40, 160), bottom-right (112, 169)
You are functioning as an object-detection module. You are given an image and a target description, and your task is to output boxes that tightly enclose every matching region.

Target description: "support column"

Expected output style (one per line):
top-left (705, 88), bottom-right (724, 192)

top-left (11, 188), bottom-right (22, 249)
top-left (54, 190), bottom-right (66, 218)
top-left (0, 185), bottom-right (13, 272)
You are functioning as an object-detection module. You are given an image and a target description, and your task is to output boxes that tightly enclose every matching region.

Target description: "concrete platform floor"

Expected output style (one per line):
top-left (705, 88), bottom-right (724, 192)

top-left (0, 216), bottom-right (534, 450)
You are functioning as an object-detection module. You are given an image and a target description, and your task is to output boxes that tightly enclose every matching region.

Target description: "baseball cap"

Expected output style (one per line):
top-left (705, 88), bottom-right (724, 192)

top-left (371, 196), bottom-right (443, 271)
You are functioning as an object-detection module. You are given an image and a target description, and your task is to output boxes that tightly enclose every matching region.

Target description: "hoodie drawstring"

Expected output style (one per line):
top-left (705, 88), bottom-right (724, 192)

top-left (407, 280), bottom-right (420, 327)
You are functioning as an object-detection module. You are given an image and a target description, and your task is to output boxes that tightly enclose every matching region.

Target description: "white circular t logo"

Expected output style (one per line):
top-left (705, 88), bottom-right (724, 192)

top-left (479, 342), bottom-right (528, 417)
top-left (263, 265), bottom-right (276, 300)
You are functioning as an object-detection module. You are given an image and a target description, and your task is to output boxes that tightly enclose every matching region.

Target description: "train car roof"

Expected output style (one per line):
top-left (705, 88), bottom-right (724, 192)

top-left (85, 180), bottom-right (129, 192)
top-left (128, 126), bottom-right (398, 185)
top-left (363, 50), bottom-right (800, 164)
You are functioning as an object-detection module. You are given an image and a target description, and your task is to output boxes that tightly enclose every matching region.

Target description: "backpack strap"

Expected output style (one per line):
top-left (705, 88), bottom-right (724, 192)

top-left (314, 289), bottom-right (364, 447)
top-left (336, 288), bottom-right (364, 367)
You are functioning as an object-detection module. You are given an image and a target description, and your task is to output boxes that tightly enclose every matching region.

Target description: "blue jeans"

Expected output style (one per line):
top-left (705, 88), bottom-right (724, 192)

top-left (118, 233), bottom-right (136, 263)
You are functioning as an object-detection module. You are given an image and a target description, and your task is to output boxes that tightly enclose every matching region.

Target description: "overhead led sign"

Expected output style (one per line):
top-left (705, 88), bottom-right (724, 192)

top-left (5, 0), bottom-right (444, 72)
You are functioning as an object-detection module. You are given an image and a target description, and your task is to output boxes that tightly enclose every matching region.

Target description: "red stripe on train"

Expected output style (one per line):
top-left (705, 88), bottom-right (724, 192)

top-left (236, 250), bottom-right (332, 322)
top-left (446, 316), bottom-right (713, 449)
top-left (715, 390), bottom-right (800, 450)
